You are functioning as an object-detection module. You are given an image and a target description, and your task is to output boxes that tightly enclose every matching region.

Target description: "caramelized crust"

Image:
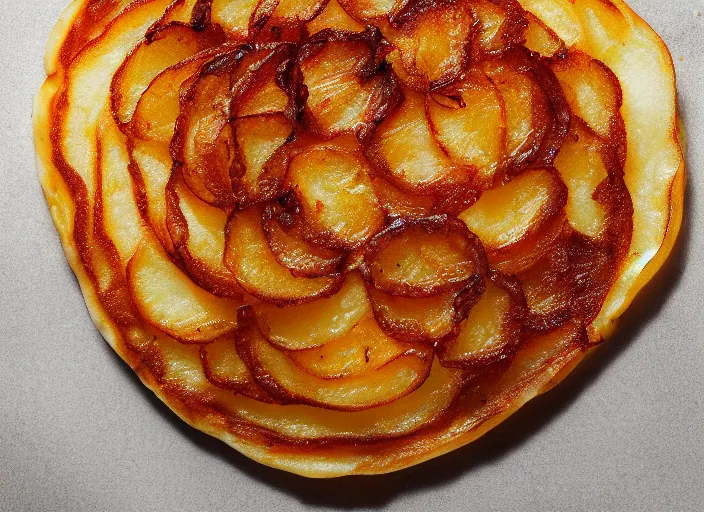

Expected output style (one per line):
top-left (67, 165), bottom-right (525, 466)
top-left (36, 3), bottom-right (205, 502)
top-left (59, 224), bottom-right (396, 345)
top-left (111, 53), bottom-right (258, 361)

top-left (35, 0), bottom-right (684, 477)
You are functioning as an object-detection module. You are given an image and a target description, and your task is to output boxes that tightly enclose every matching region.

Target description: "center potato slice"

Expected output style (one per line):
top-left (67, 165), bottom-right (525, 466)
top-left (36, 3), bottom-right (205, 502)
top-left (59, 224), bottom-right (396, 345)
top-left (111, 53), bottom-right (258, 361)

top-left (363, 216), bottom-right (488, 297)
top-left (224, 207), bottom-right (341, 304)
top-left (236, 308), bottom-right (433, 410)
top-left (287, 146), bottom-right (384, 250)
top-left (253, 272), bottom-right (370, 350)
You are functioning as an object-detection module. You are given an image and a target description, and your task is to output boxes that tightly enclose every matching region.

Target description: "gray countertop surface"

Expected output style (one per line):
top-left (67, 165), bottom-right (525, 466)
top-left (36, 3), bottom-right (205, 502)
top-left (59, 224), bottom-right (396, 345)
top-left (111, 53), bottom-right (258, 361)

top-left (0, 1), bottom-right (702, 510)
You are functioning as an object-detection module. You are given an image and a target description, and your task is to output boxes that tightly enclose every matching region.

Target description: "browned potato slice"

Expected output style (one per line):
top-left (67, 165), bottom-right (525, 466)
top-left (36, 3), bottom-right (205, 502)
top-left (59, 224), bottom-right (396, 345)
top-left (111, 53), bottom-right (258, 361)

top-left (288, 315), bottom-right (408, 378)
top-left (469, 0), bottom-right (527, 56)
top-left (368, 286), bottom-right (469, 343)
top-left (232, 113), bottom-right (293, 206)
top-left (262, 203), bottom-right (345, 278)
top-left (369, 89), bottom-right (461, 192)
top-left (236, 308), bottom-right (433, 410)
top-left (363, 216), bottom-right (488, 297)
top-left (381, 2), bottom-right (473, 90)
top-left (234, 47), bottom-right (292, 117)
top-left (306, 0), bottom-right (364, 34)
top-left (299, 35), bottom-right (399, 140)
top-left (287, 146), bottom-right (384, 250)
top-left (551, 50), bottom-right (623, 141)
top-left (523, 12), bottom-right (564, 57)
top-left (554, 119), bottom-right (609, 237)
top-left (127, 236), bottom-right (240, 342)
top-left (439, 273), bottom-right (526, 368)
top-left (129, 51), bottom-right (216, 143)
top-left (210, 0), bottom-right (278, 39)
top-left (224, 207), bottom-right (341, 304)
top-left (112, 24), bottom-right (213, 126)
top-left (337, 0), bottom-right (405, 22)
top-left (173, 64), bottom-right (236, 207)
top-left (426, 69), bottom-right (505, 184)
top-left (253, 272), bottom-right (369, 350)
top-left (269, 0), bottom-right (329, 24)
top-left (165, 173), bottom-right (243, 297)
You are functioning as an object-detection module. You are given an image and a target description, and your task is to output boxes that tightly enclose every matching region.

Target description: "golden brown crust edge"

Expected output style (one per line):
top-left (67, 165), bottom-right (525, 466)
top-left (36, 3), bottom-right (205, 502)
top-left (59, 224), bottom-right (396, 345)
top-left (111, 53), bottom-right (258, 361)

top-left (33, 0), bottom-right (685, 477)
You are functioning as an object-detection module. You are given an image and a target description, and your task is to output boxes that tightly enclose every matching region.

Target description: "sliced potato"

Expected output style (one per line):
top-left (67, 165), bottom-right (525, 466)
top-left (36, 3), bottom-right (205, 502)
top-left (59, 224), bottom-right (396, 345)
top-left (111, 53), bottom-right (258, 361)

top-left (288, 315), bottom-right (408, 378)
top-left (254, 272), bottom-right (369, 350)
top-left (127, 235), bottom-right (240, 342)
top-left (224, 207), bottom-right (341, 304)
top-left (236, 308), bottom-right (433, 410)
top-left (287, 146), bottom-right (384, 249)
top-left (363, 216), bottom-right (488, 297)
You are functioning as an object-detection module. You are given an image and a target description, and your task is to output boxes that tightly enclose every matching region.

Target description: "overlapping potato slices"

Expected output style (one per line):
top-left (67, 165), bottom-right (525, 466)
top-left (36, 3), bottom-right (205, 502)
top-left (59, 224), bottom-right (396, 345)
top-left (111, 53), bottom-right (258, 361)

top-left (37, 0), bottom-right (684, 477)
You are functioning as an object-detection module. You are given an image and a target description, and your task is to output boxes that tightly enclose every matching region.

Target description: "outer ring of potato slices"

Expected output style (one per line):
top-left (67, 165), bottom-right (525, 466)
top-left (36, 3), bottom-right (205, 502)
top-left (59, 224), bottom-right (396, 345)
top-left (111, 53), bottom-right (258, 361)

top-left (34, 0), bottom-right (684, 477)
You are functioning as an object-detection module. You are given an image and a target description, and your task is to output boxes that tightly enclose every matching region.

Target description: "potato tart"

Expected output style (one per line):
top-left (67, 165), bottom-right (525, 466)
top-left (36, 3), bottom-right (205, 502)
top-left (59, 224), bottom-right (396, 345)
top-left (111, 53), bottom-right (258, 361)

top-left (34, 0), bottom-right (684, 477)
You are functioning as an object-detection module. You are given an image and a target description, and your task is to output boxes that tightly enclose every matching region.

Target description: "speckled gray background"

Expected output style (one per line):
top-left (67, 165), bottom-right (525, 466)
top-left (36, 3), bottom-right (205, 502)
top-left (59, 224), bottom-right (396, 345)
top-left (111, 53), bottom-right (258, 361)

top-left (0, 1), bottom-right (702, 510)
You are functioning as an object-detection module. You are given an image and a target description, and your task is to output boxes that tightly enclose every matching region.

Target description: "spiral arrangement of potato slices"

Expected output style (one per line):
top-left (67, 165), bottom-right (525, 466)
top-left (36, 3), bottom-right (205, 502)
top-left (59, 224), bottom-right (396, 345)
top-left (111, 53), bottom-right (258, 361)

top-left (35, 0), bottom-right (684, 476)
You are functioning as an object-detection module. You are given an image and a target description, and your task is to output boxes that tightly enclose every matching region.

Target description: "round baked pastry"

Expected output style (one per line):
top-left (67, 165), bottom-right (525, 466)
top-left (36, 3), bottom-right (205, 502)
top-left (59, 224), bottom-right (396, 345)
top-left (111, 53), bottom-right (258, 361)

top-left (35, 0), bottom-right (684, 476)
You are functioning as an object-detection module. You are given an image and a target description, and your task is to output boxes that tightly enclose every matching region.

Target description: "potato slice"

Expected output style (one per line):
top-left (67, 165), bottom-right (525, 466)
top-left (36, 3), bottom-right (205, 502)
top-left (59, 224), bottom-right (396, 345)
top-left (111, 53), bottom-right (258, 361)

top-left (262, 203), bottom-right (345, 278)
top-left (127, 236), bottom-right (240, 342)
top-left (337, 0), bottom-right (405, 22)
top-left (165, 174), bottom-right (242, 297)
top-left (299, 35), bottom-right (399, 140)
top-left (554, 119), bottom-right (609, 237)
top-left (210, 0), bottom-right (278, 38)
top-left (368, 88), bottom-right (461, 192)
top-left (232, 113), bottom-right (293, 207)
top-left (287, 146), bottom-right (384, 250)
top-left (254, 272), bottom-right (369, 350)
top-left (426, 69), bottom-right (505, 183)
top-left (172, 63), bottom-right (236, 207)
top-left (112, 24), bottom-right (213, 126)
top-left (551, 50), bottom-right (623, 141)
top-left (224, 207), bottom-right (341, 304)
top-left (523, 11), bottom-right (564, 57)
top-left (269, 0), bottom-right (328, 24)
top-left (236, 308), bottom-right (433, 410)
top-left (439, 273), bottom-right (526, 368)
top-left (368, 285), bottom-right (472, 343)
top-left (460, 168), bottom-right (567, 273)
top-left (363, 216), bottom-right (488, 297)
top-left (470, 0), bottom-right (527, 56)
top-left (288, 315), bottom-right (408, 378)
top-left (382, 2), bottom-right (473, 89)
top-left (307, 0), bottom-right (364, 34)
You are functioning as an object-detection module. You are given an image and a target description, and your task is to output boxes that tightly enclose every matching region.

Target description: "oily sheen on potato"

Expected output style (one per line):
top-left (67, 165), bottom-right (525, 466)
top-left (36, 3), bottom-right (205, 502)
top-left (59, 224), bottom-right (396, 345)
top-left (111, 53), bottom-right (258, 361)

top-left (35, 0), bottom-right (684, 477)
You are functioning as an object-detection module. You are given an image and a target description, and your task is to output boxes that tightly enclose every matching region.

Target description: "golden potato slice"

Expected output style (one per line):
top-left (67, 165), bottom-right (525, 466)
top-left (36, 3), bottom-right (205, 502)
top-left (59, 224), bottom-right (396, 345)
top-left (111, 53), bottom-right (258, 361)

top-left (127, 236), bottom-right (240, 342)
top-left (470, 0), bottom-right (527, 56)
top-left (426, 69), bottom-right (505, 182)
top-left (112, 24), bottom-right (211, 126)
top-left (210, 0), bottom-right (278, 39)
top-left (288, 315), bottom-right (408, 378)
top-left (232, 113), bottom-right (293, 206)
top-left (224, 207), bottom-right (341, 304)
top-left (299, 36), bottom-right (399, 139)
top-left (460, 168), bottom-right (567, 273)
top-left (368, 285), bottom-right (471, 343)
top-left (363, 216), bottom-right (488, 297)
top-left (287, 146), bottom-right (384, 249)
top-left (382, 2), bottom-right (473, 89)
top-left (306, 0), bottom-right (364, 34)
top-left (262, 203), bottom-right (345, 278)
top-left (551, 50), bottom-right (623, 141)
top-left (439, 273), bottom-right (526, 368)
top-left (523, 11), bottom-right (564, 57)
top-left (165, 173), bottom-right (242, 297)
top-left (254, 272), bottom-right (369, 350)
top-left (368, 88), bottom-right (461, 192)
top-left (337, 0), bottom-right (405, 22)
top-left (236, 307), bottom-right (433, 410)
